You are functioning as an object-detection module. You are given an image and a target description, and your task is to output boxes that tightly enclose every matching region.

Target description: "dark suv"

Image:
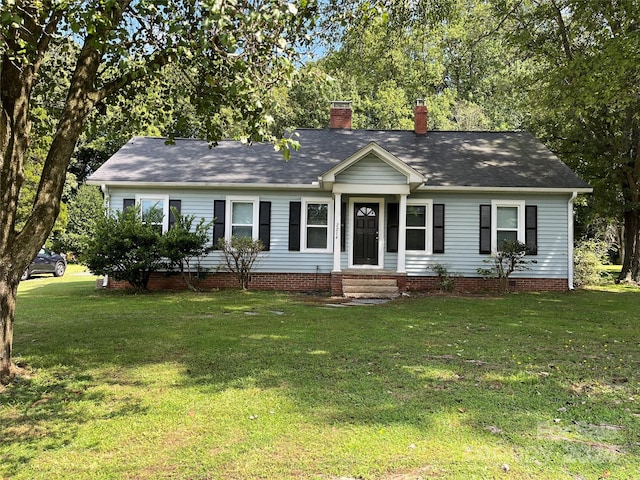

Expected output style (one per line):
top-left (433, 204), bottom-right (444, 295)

top-left (22, 248), bottom-right (67, 280)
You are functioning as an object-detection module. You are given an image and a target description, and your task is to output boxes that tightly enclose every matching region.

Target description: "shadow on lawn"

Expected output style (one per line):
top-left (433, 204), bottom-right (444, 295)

top-left (4, 283), bottom-right (639, 475)
top-left (0, 371), bottom-right (148, 477)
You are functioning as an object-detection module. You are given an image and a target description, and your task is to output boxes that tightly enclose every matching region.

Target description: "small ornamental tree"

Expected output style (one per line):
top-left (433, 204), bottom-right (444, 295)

top-left (478, 240), bottom-right (536, 293)
top-left (217, 237), bottom-right (265, 290)
top-left (160, 209), bottom-right (213, 291)
top-left (83, 206), bottom-right (163, 291)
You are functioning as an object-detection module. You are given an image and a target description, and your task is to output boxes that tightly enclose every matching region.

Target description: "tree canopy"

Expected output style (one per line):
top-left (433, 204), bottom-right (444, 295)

top-left (0, 0), bottom-right (316, 381)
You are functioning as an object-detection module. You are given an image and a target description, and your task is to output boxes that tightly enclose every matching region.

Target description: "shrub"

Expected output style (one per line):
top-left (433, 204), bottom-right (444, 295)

top-left (477, 240), bottom-right (536, 293)
top-left (217, 237), bottom-right (264, 290)
top-left (83, 205), bottom-right (163, 291)
top-left (84, 205), bottom-right (218, 291)
top-left (573, 240), bottom-right (608, 287)
top-left (430, 263), bottom-right (456, 292)
top-left (160, 209), bottom-right (213, 291)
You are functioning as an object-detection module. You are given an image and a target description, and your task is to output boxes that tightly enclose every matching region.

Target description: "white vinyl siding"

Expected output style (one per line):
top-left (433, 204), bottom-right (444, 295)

top-left (109, 189), bottom-right (571, 280)
top-left (404, 193), bottom-right (570, 279)
top-left (336, 154), bottom-right (407, 185)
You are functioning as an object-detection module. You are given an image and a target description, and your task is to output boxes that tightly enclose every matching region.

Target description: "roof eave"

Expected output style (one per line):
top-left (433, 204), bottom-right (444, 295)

top-left (86, 180), bottom-right (323, 190)
top-left (417, 185), bottom-right (593, 194)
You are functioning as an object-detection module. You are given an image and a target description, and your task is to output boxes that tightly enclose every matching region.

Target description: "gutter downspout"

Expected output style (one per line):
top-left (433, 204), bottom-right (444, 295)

top-left (568, 192), bottom-right (577, 290)
top-left (101, 184), bottom-right (110, 288)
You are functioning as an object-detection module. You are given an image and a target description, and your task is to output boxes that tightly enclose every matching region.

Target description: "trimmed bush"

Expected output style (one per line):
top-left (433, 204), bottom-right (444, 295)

top-left (574, 240), bottom-right (608, 287)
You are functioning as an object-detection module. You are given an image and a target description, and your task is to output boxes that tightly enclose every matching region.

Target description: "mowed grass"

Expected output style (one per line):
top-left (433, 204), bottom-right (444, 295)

top-left (2, 266), bottom-right (640, 479)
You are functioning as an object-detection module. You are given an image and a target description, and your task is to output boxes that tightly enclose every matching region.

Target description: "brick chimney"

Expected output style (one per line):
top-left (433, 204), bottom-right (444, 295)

top-left (329, 101), bottom-right (352, 129)
top-left (414, 99), bottom-right (428, 135)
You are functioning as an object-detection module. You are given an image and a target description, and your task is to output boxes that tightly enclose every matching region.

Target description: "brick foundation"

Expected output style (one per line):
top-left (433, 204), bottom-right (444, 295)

top-left (105, 272), bottom-right (569, 293)
top-left (404, 276), bottom-right (568, 293)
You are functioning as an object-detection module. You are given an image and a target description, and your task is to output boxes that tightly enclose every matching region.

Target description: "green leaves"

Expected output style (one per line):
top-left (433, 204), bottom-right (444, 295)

top-left (499, 0), bottom-right (640, 278)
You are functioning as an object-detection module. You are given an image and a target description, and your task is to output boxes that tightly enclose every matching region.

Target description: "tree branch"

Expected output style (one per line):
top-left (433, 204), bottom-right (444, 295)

top-left (550, 0), bottom-right (573, 61)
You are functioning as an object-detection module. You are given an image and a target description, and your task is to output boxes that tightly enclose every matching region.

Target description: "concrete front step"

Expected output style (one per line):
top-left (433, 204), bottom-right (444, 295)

top-left (344, 291), bottom-right (399, 299)
top-left (342, 277), bottom-right (400, 299)
top-left (343, 285), bottom-right (399, 294)
top-left (342, 278), bottom-right (397, 287)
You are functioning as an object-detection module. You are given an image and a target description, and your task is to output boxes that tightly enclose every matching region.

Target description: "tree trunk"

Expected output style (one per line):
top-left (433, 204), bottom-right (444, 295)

top-left (618, 209), bottom-right (640, 283)
top-left (0, 25), bottom-right (104, 381)
top-left (0, 266), bottom-right (20, 381)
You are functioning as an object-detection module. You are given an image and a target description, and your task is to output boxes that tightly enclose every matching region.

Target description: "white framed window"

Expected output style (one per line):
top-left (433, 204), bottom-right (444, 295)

top-left (136, 194), bottom-right (169, 233)
top-left (301, 197), bottom-right (334, 252)
top-left (491, 200), bottom-right (525, 251)
top-left (226, 196), bottom-right (259, 240)
top-left (406, 199), bottom-right (433, 253)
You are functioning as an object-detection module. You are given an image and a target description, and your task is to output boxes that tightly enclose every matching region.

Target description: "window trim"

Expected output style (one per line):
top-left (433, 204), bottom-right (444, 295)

top-left (225, 196), bottom-right (260, 241)
top-left (405, 199), bottom-right (433, 254)
top-left (301, 197), bottom-right (334, 253)
top-left (491, 200), bottom-right (525, 252)
top-left (135, 194), bottom-right (169, 232)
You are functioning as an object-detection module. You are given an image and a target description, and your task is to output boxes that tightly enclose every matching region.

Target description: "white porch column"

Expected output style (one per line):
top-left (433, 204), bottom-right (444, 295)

top-left (333, 192), bottom-right (342, 272)
top-left (397, 194), bottom-right (407, 273)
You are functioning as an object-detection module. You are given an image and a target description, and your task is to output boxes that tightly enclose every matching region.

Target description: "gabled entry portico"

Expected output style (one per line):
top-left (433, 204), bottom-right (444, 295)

top-left (318, 142), bottom-right (425, 275)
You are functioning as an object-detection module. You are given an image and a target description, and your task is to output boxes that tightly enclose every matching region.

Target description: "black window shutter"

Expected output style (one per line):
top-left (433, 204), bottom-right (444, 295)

top-left (479, 204), bottom-right (491, 254)
top-left (525, 205), bottom-right (538, 255)
top-left (168, 199), bottom-right (181, 229)
top-left (259, 201), bottom-right (271, 251)
top-left (123, 198), bottom-right (135, 212)
top-left (288, 201), bottom-right (301, 251)
top-left (213, 200), bottom-right (226, 247)
top-left (387, 203), bottom-right (399, 253)
top-left (433, 203), bottom-right (445, 254)
top-left (341, 202), bottom-right (347, 252)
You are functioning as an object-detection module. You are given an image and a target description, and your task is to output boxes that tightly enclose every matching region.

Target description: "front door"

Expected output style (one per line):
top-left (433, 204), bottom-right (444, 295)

top-left (354, 203), bottom-right (379, 265)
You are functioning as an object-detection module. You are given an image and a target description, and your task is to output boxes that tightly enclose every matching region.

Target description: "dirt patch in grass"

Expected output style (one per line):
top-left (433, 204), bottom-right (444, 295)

top-left (539, 432), bottom-right (625, 455)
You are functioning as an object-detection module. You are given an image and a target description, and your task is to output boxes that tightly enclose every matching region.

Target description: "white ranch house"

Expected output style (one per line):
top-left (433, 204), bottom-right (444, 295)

top-left (87, 101), bottom-right (591, 296)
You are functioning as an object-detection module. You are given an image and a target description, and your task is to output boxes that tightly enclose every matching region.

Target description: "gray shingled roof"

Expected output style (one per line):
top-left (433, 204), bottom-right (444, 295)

top-left (88, 129), bottom-right (591, 190)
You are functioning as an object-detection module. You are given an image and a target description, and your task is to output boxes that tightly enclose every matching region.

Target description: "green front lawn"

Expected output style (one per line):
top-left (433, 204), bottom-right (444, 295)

top-left (2, 266), bottom-right (639, 479)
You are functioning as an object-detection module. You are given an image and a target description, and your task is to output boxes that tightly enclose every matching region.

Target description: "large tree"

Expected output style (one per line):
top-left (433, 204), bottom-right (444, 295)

top-left (0, 0), bottom-right (315, 381)
top-left (495, 0), bottom-right (640, 281)
top-left (318, 0), bottom-right (525, 131)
